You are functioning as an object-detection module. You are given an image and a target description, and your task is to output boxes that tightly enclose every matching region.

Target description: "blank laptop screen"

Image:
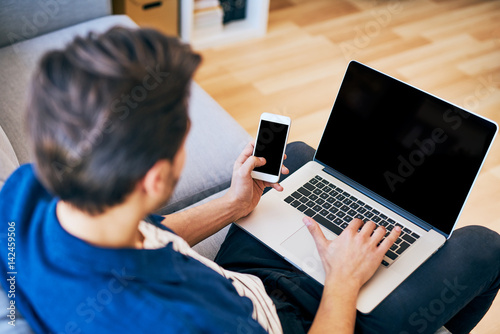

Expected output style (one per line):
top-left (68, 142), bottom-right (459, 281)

top-left (315, 61), bottom-right (497, 235)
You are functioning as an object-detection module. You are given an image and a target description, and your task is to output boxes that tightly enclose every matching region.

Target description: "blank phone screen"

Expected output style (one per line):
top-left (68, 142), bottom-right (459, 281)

top-left (253, 120), bottom-right (289, 176)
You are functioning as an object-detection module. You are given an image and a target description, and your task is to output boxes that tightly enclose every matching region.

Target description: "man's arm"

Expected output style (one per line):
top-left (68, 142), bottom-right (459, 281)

top-left (161, 142), bottom-right (288, 246)
top-left (304, 217), bottom-right (401, 333)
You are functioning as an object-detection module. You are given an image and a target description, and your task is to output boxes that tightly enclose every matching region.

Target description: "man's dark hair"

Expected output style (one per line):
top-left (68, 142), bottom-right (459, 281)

top-left (26, 27), bottom-right (201, 215)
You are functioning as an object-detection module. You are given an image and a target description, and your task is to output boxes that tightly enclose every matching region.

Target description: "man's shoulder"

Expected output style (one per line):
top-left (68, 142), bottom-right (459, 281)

top-left (0, 163), bottom-right (52, 233)
top-left (0, 164), bottom-right (47, 199)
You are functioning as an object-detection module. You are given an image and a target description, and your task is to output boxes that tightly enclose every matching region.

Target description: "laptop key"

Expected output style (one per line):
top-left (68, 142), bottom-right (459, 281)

top-left (402, 234), bottom-right (417, 244)
top-left (313, 214), bottom-right (343, 236)
top-left (320, 209), bottom-right (329, 217)
top-left (340, 205), bottom-right (350, 212)
top-left (336, 194), bottom-right (346, 201)
top-left (365, 212), bottom-right (374, 218)
top-left (403, 227), bottom-right (411, 234)
top-left (313, 189), bottom-right (322, 195)
top-left (327, 213), bottom-right (335, 221)
top-left (365, 204), bottom-right (373, 210)
top-left (297, 204), bottom-right (308, 212)
top-left (380, 213), bottom-right (388, 219)
top-left (358, 207), bottom-right (367, 214)
top-left (351, 203), bottom-right (360, 209)
top-left (310, 178), bottom-right (318, 185)
top-left (298, 187), bottom-right (311, 197)
top-left (344, 215), bottom-right (354, 222)
top-left (337, 211), bottom-right (346, 218)
top-left (304, 209), bottom-right (316, 217)
top-left (372, 209), bottom-right (380, 215)
top-left (306, 200), bottom-right (315, 207)
top-left (334, 218), bottom-right (343, 225)
top-left (388, 218), bottom-right (396, 224)
top-left (309, 194), bottom-right (318, 201)
top-left (317, 183), bottom-right (325, 189)
top-left (329, 207), bottom-right (339, 214)
top-left (396, 241), bottom-right (410, 254)
top-left (372, 216), bottom-right (382, 223)
top-left (333, 201), bottom-right (342, 208)
top-left (411, 232), bottom-right (420, 239)
top-left (322, 202), bottom-right (332, 209)
top-left (291, 200), bottom-right (301, 208)
top-left (385, 250), bottom-right (398, 260)
top-left (285, 196), bottom-right (294, 203)
top-left (304, 183), bottom-right (315, 191)
top-left (313, 205), bottom-right (322, 212)
top-left (326, 196), bottom-right (335, 203)
top-left (291, 191), bottom-right (302, 199)
top-left (381, 260), bottom-right (390, 267)
top-left (347, 209), bottom-right (357, 217)
top-left (314, 175), bottom-right (322, 181)
top-left (341, 222), bottom-right (349, 229)
top-left (390, 244), bottom-right (398, 251)
top-left (299, 196), bottom-right (308, 203)
top-left (323, 186), bottom-right (332, 193)
top-left (343, 198), bottom-right (352, 205)
top-left (320, 193), bottom-right (329, 199)
top-left (317, 198), bottom-right (325, 205)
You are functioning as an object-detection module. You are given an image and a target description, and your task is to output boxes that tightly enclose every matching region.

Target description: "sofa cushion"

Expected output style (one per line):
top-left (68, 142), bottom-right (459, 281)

top-left (0, 124), bottom-right (18, 189)
top-left (0, 15), bottom-right (137, 165)
top-left (0, 0), bottom-right (111, 48)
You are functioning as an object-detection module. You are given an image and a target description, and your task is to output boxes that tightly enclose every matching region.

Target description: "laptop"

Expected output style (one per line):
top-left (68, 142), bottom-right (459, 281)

top-left (236, 61), bottom-right (498, 313)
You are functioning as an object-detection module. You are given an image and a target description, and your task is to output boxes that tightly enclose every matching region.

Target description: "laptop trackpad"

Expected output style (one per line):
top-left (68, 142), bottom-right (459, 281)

top-left (280, 225), bottom-right (336, 271)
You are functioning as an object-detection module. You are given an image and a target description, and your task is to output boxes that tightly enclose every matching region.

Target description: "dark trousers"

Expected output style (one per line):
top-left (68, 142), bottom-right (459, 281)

top-left (214, 142), bottom-right (500, 334)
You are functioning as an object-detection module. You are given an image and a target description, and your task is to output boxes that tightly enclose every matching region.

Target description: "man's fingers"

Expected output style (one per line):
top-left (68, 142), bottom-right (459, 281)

top-left (240, 155), bottom-right (266, 177)
top-left (263, 182), bottom-right (284, 192)
top-left (378, 227), bottom-right (401, 253)
top-left (303, 216), bottom-right (327, 251)
top-left (345, 218), bottom-right (364, 233)
top-left (358, 220), bottom-right (376, 237)
top-left (281, 165), bottom-right (289, 175)
top-left (235, 141), bottom-right (255, 167)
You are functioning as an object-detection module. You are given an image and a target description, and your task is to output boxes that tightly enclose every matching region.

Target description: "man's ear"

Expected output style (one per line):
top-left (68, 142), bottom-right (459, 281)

top-left (141, 160), bottom-right (172, 197)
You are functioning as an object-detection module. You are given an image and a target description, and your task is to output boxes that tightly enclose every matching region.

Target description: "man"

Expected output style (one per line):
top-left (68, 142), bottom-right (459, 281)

top-left (1, 27), bottom-right (499, 334)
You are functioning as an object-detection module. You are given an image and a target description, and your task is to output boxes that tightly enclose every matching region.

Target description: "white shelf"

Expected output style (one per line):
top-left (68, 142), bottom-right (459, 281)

top-left (180, 0), bottom-right (270, 49)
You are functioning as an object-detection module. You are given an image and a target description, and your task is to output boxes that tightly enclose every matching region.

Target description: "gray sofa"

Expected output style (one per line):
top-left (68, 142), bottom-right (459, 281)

top-left (0, 1), bottom-right (251, 332)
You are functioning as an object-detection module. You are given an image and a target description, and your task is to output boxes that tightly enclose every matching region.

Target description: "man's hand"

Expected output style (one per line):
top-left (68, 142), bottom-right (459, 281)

top-left (224, 141), bottom-right (289, 221)
top-left (304, 217), bottom-right (401, 289)
top-left (305, 217), bottom-right (401, 334)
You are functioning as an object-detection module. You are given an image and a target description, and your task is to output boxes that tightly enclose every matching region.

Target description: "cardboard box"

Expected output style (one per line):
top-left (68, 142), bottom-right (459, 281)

top-left (113, 0), bottom-right (178, 36)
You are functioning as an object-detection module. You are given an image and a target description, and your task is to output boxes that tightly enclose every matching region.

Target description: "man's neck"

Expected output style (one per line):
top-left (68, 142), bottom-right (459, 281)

top-left (56, 200), bottom-right (145, 249)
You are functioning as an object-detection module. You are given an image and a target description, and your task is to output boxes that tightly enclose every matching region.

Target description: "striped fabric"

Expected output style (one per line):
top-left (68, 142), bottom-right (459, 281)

top-left (138, 221), bottom-right (283, 334)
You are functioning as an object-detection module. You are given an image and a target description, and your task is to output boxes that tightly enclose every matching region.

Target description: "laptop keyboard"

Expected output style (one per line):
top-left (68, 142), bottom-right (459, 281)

top-left (284, 175), bottom-right (420, 267)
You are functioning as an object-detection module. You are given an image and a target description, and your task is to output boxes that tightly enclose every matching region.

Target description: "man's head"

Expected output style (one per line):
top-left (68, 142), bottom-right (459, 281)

top-left (26, 27), bottom-right (201, 215)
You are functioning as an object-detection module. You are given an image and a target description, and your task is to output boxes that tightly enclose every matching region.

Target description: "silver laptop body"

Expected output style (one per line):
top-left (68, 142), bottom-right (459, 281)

top-left (236, 61), bottom-right (498, 313)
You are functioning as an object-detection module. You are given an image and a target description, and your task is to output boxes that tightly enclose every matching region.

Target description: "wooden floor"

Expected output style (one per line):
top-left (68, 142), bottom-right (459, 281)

top-left (193, 0), bottom-right (500, 332)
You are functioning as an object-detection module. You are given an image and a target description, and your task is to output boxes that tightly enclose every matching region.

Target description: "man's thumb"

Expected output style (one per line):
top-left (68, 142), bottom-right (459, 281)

top-left (241, 156), bottom-right (266, 176)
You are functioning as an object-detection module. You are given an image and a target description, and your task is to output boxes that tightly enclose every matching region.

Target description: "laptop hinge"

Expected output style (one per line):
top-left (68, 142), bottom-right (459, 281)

top-left (321, 166), bottom-right (434, 233)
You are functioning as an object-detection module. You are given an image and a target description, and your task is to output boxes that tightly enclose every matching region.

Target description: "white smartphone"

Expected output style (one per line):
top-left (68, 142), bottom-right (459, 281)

top-left (251, 113), bottom-right (291, 183)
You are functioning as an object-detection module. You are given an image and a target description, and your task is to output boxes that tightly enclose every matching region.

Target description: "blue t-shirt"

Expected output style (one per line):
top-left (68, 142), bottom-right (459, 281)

top-left (0, 165), bottom-right (266, 333)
